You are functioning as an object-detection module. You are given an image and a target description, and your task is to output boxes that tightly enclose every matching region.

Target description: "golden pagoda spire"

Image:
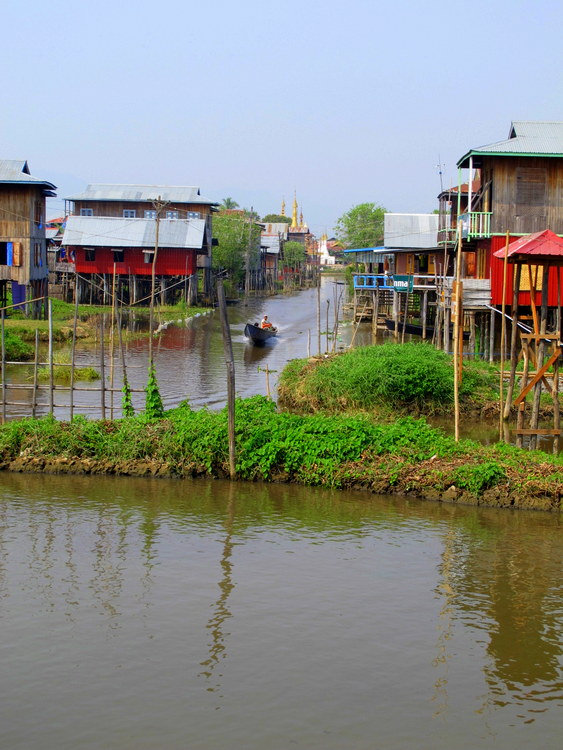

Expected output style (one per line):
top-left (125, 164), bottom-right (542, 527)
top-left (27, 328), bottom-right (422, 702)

top-left (281, 197), bottom-right (286, 216)
top-left (291, 191), bottom-right (298, 229)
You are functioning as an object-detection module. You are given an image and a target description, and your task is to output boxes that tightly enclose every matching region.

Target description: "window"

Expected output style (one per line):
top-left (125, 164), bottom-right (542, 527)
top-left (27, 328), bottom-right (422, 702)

top-left (112, 249), bottom-right (124, 263)
top-left (143, 251), bottom-right (153, 264)
top-left (85, 247), bottom-right (95, 261)
top-left (144, 210), bottom-right (157, 219)
top-left (0, 242), bottom-right (8, 265)
top-left (35, 201), bottom-right (43, 227)
top-left (516, 168), bottom-right (546, 211)
top-left (187, 211), bottom-right (201, 219)
top-left (80, 208), bottom-right (94, 216)
top-left (34, 242), bottom-right (42, 267)
top-left (123, 209), bottom-right (136, 218)
top-left (166, 210), bottom-right (178, 220)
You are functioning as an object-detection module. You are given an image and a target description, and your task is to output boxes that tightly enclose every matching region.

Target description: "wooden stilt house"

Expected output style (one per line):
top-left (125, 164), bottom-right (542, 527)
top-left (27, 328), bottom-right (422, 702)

top-left (0, 160), bottom-right (56, 316)
top-left (63, 184), bottom-right (218, 305)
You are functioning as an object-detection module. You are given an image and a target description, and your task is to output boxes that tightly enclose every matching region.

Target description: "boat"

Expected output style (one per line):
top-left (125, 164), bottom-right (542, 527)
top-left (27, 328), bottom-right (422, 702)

top-left (384, 319), bottom-right (470, 340)
top-left (244, 322), bottom-right (277, 344)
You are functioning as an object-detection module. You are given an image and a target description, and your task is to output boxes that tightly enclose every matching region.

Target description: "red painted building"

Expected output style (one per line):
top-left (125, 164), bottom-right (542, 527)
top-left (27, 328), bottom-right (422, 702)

top-left (63, 184), bottom-right (218, 304)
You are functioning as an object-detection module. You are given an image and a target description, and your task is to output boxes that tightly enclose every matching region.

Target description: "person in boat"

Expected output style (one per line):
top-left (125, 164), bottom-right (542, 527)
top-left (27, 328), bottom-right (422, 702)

top-left (260, 315), bottom-right (273, 330)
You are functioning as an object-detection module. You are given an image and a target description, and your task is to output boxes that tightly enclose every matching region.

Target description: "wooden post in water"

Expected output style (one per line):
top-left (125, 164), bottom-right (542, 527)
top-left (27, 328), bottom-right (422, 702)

top-left (374, 284), bottom-right (380, 338)
top-left (217, 278), bottom-right (236, 479)
top-left (316, 277), bottom-right (321, 356)
top-left (326, 299), bottom-right (330, 353)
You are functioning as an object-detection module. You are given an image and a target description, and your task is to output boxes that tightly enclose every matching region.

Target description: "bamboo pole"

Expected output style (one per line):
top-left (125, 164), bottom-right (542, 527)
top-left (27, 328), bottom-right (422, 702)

top-left (48, 299), bottom-right (54, 416)
top-left (32, 329), bottom-right (39, 418)
top-left (100, 315), bottom-right (106, 420)
top-left (453, 223), bottom-right (463, 442)
top-left (317, 276), bottom-right (321, 356)
top-left (326, 299), bottom-right (330, 353)
top-left (109, 263), bottom-right (117, 419)
top-left (498, 231), bottom-right (510, 438)
top-left (504, 263), bottom-right (522, 419)
top-left (530, 265), bottom-right (550, 449)
top-left (1, 312), bottom-right (5, 424)
top-left (217, 278), bottom-right (236, 479)
top-left (70, 287), bottom-right (78, 420)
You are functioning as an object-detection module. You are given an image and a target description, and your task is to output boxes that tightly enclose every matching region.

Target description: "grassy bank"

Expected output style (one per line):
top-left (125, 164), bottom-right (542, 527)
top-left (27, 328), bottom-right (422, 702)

top-left (277, 342), bottom-right (560, 418)
top-left (1, 396), bottom-right (561, 511)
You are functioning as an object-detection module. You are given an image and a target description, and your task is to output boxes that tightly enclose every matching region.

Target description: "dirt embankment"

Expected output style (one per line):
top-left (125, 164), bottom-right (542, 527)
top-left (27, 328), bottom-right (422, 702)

top-left (3, 453), bottom-right (560, 514)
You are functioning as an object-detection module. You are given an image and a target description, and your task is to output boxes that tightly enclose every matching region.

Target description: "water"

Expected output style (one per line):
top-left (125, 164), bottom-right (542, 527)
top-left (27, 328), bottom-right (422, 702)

top-left (0, 473), bottom-right (561, 749)
top-left (4, 275), bottom-right (369, 418)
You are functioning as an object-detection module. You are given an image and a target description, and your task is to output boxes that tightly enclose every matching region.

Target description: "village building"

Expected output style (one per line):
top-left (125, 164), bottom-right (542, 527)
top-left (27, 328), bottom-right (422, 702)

top-left (62, 184), bottom-right (218, 305)
top-left (0, 160), bottom-right (56, 315)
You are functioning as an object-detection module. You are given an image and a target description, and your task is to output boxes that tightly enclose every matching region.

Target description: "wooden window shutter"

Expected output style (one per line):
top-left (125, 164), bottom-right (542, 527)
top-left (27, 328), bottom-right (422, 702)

top-left (12, 242), bottom-right (22, 267)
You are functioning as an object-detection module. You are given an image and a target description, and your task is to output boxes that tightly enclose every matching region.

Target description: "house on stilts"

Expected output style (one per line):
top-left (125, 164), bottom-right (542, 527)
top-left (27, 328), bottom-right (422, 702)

top-left (62, 184), bottom-right (218, 305)
top-left (0, 160), bottom-right (56, 316)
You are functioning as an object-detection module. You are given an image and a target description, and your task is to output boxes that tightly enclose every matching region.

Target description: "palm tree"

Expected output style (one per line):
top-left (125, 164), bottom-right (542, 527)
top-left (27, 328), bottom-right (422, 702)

top-left (221, 197), bottom-right (239, 210)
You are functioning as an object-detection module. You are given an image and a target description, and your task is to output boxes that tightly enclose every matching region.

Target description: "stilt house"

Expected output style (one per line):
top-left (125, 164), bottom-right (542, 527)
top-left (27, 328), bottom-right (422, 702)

top-left (63, 184), bottom-right (218, 305)
top-left (0, 160), bottom-right (56, 313)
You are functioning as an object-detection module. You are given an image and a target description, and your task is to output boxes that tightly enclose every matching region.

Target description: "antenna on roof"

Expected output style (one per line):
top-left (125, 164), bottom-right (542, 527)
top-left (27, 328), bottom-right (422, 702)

top-left (436, 155), bottom-right (445, 193)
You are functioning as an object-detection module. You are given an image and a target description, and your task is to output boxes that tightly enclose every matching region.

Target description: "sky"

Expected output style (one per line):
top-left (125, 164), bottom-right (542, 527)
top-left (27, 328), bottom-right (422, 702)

top-left (3, 0), bottom-right (562, 237)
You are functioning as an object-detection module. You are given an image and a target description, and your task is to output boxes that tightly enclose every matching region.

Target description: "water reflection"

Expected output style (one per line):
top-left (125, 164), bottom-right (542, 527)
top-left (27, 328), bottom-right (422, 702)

top-left (0, 474), bottom-right (562, 748)
top-left (199, 483), bottom-right (236, 695)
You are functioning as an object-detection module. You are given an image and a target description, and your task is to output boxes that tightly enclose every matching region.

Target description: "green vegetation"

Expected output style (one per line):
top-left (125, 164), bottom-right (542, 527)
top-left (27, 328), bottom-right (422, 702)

top-left (0, 395), bottom-right (560, 510)
top-left (278, 343), bottom-right (499, 415)
top-left (262, 214), bottom-right (291, 224)
top-left (212, 214), bottom-right (261, 294)
top-left (334, 202), bottom-right (386, 249)
top-left (3, 330), bottom-right (33, 361)
top-left (36, 350), bottom-right (99, 383)
top-left (282, 240), bottom-right (306, 269)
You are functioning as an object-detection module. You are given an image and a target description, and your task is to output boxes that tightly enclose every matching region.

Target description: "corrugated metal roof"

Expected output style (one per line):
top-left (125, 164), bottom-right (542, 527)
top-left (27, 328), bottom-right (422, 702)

top-left (0, 159), bottom-right (57, 194)
top-left (66, 183), bottom-right (218, 205)
top-left (493, 229), bottom-right (563, 260)
top-left (458, 121), bottom-right (563, 167)
top-left (261, 222), bottom-right (289, 238)
top-left (260, 235), bottom-right (280, 254)
top-left (62, 216), bottom-right (206, 249)
top-left (384, 213), bottom-right (439, 249)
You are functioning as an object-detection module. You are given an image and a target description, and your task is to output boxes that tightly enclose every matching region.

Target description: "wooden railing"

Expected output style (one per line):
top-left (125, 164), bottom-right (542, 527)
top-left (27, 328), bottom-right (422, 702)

top-left (459, 212), bottom-right (492, 240)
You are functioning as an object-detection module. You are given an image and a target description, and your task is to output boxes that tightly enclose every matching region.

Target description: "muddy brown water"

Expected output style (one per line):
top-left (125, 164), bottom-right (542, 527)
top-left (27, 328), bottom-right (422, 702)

top-left (0, 472), bottom-right (561, 749)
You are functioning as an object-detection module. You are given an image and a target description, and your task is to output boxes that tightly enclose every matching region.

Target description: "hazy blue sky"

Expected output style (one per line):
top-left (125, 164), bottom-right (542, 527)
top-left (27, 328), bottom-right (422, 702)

top-left (3, 0), bottom-right (561, 235)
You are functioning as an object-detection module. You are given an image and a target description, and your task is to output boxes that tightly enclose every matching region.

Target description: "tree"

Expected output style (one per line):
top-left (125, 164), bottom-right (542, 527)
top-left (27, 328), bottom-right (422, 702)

top-left (282, 240), bottom-right (306, 269)
top-left (220, 197), bottom-right (239, 210)
top-left (212, 214), bottom-right (261, 289)
top-left (334, 202), bottom-right (386, 249)
top-left (242, 207), bottom-right (261, 221)
top-left (262, 214), bottom-right (291, 224)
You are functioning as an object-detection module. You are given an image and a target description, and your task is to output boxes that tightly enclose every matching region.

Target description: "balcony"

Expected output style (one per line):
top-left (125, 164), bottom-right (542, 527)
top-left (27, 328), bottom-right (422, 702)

top-left (459, 212), bottom-right (492, 241)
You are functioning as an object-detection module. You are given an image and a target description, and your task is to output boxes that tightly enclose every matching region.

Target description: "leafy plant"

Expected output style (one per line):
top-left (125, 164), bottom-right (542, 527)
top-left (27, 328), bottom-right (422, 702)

top-left (145, 363), bottom-right (164, 419)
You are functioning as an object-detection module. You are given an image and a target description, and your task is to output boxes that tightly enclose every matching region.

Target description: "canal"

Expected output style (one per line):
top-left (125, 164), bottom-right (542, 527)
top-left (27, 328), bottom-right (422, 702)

top-left (4, 274), bottom-right (368, 419)
top-left (0, 473), bottom-right (561, 749)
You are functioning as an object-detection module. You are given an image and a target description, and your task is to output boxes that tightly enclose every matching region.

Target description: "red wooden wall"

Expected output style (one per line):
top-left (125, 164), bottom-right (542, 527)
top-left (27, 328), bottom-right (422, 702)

top-left (74, 247), bottom-right (197, 276)
top-left (489, 235), bottom-right (563, 307)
